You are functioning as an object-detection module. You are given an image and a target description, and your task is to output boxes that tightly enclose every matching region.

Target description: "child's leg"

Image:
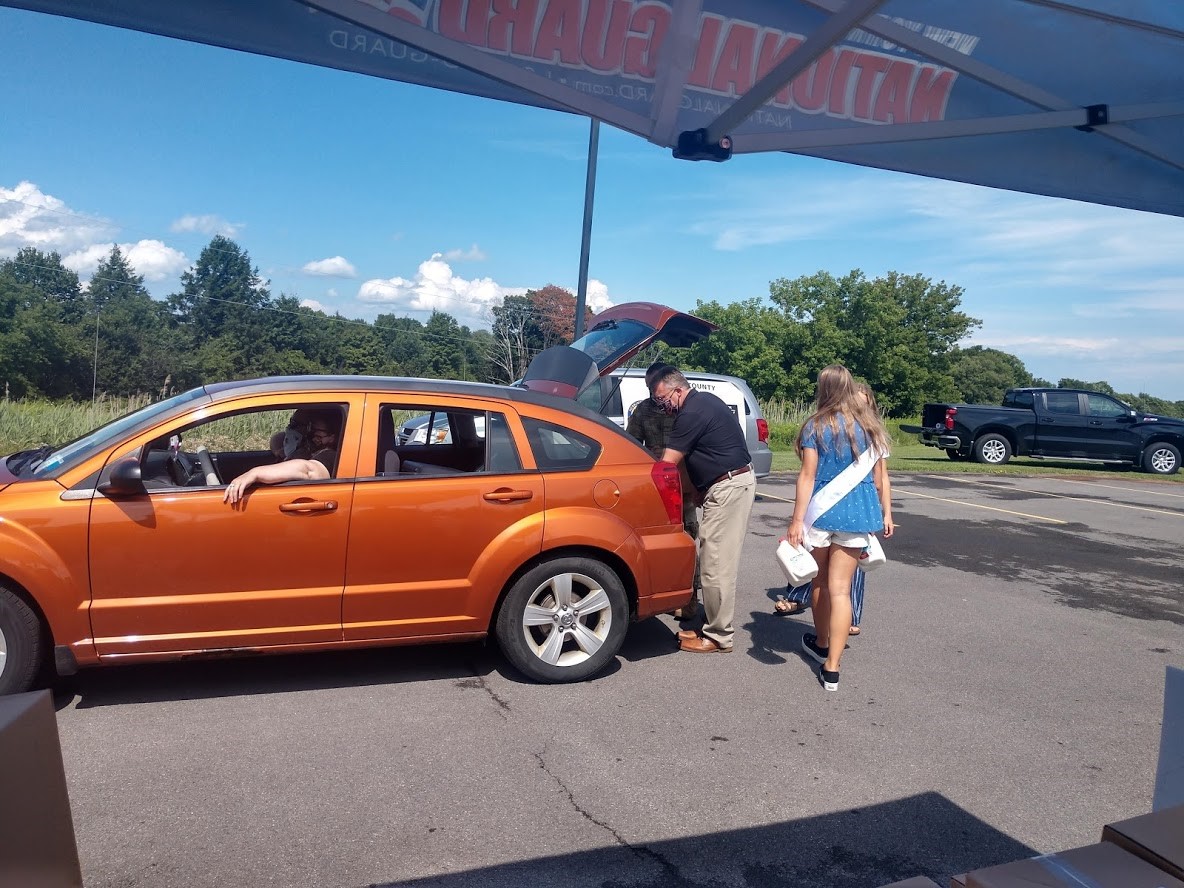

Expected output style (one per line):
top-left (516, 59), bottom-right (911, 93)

top-left (809, 545), bottom-right (833, 647)
top-left (850, 568), bottom-right (865, 629)
top-left (825, 546), bottom-right (860, 671)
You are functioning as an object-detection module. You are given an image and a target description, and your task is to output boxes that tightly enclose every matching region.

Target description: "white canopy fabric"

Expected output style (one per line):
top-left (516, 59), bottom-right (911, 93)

top-left (7, 0), bottom-right (1183, 216)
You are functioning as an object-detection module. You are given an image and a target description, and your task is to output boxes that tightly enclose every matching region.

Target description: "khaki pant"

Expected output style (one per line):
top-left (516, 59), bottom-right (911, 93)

top-left (698, 472), bottom-right (757, 649)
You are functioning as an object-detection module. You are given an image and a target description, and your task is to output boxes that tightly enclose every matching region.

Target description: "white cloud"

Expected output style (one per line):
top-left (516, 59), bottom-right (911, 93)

top-left (443, 244), bottom-right (487, 262)
top-left (170, 213), bottom-right (243, 237)
top-left (0, 181), bottom-right (117, 255)
top-left (302, 255), bottom-right (357, 277)
top-left (63, 239), bottom-right (189, 283)
top-left (124, 240), bottom-right (189, 281)
top-left (300, 298), bottom-right (328, 313)
top-left (970, 333), bottom-right (1120, 357)
top-left (355, 254), bottom-right (616, 329)
top-left (583, 279), bottom-right (614, 314)
top-left (357, 253), bottom-right (527, 325)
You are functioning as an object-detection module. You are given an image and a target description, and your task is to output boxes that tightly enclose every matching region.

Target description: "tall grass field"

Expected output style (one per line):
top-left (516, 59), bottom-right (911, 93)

top-left (3, 396), bottom-right (1178, 482)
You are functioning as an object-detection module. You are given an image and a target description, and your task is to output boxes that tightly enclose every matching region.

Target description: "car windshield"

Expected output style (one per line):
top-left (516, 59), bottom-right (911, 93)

top-left (569, 318), bottom-right (656, 368)
top-left (24, 387), bottom-right (208, 478)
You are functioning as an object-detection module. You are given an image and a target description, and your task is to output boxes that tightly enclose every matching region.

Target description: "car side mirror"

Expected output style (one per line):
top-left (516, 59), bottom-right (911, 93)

top-left (98, 457), bottom-right (146, 497)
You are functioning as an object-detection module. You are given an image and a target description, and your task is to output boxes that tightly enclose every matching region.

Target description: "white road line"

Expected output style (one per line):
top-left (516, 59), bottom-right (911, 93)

top-left (920, 474), bottom-right (1183, 518)
top-left (895, 488), bottom-right (1068, 524)
top-left (756, 490), bottom-right (794, 504)
top-left (1050, 478), bottom-right (1184, 499)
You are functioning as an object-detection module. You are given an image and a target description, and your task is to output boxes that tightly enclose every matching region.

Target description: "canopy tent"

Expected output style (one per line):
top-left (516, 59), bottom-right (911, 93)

top-left (6, 0), bottom-right (1182, 218)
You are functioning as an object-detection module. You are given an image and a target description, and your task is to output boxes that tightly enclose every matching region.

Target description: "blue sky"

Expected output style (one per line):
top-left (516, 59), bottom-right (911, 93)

top-left (2, 7), bottom-right (1183, 400)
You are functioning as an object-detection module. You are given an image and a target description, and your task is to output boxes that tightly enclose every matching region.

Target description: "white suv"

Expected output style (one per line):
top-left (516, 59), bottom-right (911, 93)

top-left (580, 368), bottom-right (773, 478)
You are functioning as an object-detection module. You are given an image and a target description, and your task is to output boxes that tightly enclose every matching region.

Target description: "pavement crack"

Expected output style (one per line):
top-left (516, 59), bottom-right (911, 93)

top-left (455, 666), bottom-right (511, 719)
top-left (532, 749), bottom-right (683, 882)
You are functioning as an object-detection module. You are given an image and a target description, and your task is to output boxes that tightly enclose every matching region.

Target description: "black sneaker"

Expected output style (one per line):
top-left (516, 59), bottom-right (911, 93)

top-left (818, 664), bottom-right (839, 691)
top-left (801, 633), bottom-right (828, 664)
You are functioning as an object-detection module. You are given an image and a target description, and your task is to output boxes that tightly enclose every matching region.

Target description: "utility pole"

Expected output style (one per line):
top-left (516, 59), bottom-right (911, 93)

top-left (573, 118), bottom-right (599, 341)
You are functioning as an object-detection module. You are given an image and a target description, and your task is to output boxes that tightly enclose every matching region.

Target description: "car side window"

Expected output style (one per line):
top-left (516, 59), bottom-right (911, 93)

top-left (522, 417), bottom-right (601, 471)
top-left (375, 404), bottom-right (504, 477)
top-left (1086, 394), bottom-right (1127, 418)
top-left (486, 413), bottom-right (522, 473)
top-left (140, 403), bottom-right (347, 489)
top-left (1005, 391), bottom-right (1034, 409)
top-left (1044, 392), bottom-right (1081, 415)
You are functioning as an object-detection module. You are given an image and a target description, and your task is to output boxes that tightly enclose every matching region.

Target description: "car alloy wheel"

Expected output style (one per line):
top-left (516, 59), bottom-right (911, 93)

top-left (0, 587), bottom-right (42, 695)
top-left (496, 557), bottom-right (628, 683)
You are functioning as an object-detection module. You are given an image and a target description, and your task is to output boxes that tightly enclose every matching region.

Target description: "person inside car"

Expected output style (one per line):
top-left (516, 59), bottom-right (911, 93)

top-left (225, 408), bottom-right (340, 504)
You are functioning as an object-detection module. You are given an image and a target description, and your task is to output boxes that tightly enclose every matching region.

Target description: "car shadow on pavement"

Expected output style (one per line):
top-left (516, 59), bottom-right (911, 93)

top-left (51, 641), bottom-right (501, 710)
top-left (368, 791), bottom-right (1034, 888)
top-left (618, 616), bottom-right (687, 662)
top-left (53, 616), bottom-right (697, 705)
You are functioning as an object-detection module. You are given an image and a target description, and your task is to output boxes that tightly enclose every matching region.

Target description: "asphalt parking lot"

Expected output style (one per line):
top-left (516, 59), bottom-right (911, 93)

top-left (52, 471), bottom-right (1184, 888)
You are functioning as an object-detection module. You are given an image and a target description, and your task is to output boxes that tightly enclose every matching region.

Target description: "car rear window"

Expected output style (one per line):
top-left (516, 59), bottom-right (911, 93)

top-left (522, 418), bottom-right (601, 471)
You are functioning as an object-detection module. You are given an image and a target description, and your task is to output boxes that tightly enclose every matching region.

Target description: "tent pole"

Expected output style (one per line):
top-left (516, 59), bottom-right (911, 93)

top-left (574, 117), bottom-right (599, 340)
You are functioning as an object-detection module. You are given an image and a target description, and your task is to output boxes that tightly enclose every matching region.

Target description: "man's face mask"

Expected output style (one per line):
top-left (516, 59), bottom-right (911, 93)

top-left (653, 388), bottom-right (680, 416)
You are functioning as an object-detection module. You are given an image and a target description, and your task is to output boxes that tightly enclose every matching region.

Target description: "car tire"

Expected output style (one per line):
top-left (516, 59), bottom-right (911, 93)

top-left (973, 433), bottom-right (1012, 466)
top-left (1142, 442), bottom-right (1181, 475)
top-left (0, 586), bottom-right (43, 695)
top-left (495, 557), bottom-right (628, 683)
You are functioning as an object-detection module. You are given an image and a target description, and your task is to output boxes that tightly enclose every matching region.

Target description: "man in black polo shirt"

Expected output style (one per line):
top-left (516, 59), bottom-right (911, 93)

top-left (654, 368), bottom-right (756, 653)
top-left (627, 361), bottom-right (701, 620)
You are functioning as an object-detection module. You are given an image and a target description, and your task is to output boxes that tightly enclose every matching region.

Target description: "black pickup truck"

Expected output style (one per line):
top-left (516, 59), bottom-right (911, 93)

top-left (901, 388), bottom-right (1183, 475)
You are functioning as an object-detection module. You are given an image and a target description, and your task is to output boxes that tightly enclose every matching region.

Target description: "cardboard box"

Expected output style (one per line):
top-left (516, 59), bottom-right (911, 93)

top-left (877, 879), bottom-right (941, 888)
top-left (0, 691), bottom-right (83, 887)
top-left (1155, 666), bottom-right (1184, 810)
top-left (966, 842), bottom-right (1184, 888)
top-left (1102, 804), bottom-right (1184, 882)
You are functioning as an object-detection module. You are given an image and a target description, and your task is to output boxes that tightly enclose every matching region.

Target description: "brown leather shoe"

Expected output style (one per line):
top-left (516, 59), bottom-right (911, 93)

top-left (679, 635), bottom-right (732, 653)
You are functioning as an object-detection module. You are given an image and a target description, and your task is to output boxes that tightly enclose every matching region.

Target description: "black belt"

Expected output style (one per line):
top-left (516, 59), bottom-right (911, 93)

top-left (707, 464), bottom-right (751, 487)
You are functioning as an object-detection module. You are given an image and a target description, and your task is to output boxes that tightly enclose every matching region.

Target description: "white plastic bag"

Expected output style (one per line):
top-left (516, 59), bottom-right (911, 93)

top-left (858, 534), bottom-right (886, 571)
top-left (776, 538), bottom-right (819, 586)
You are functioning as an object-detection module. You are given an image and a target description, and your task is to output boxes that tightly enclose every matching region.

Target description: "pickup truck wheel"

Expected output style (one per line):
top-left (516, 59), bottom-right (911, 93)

top-left (973, 434), bottom-right (1012, 466)
top-left (0, 586), bottom-right (43, 695)
top-left (1143, 443), bottom-right (1181, 475)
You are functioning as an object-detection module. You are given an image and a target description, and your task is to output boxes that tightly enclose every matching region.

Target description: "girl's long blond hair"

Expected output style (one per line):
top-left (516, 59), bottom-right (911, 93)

top-left (795, 365), bottom-right (890, 458)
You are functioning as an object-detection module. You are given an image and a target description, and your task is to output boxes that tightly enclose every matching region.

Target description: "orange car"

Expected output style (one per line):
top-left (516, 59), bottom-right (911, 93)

top-left (0, 303), bottom-right (714, 691)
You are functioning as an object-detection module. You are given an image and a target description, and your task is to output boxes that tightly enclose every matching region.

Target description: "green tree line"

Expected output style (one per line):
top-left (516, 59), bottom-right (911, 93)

top-left (3, 238), bottom-right (1181, 419)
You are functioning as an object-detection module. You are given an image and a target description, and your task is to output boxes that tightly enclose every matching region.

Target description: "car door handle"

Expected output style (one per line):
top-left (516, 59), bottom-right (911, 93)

top-left (1089, 420), bottom-right (1103, 426)
top-left (279, 500), bottom-right (338, 513)
top-left (483, 489), bottom-right (534, 503)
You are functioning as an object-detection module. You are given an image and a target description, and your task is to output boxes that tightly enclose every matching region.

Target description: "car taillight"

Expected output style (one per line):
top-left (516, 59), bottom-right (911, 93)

top-left (945, 407), bottom-right (957, 431)
top-left (651, 461), bottom-right (683, 524)
top-left (756, 418), bottom-right (769, 443)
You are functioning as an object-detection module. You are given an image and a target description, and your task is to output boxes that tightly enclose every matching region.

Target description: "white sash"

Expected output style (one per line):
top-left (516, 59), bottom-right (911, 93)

top-left (803, 446), bottom-right (880, 541)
